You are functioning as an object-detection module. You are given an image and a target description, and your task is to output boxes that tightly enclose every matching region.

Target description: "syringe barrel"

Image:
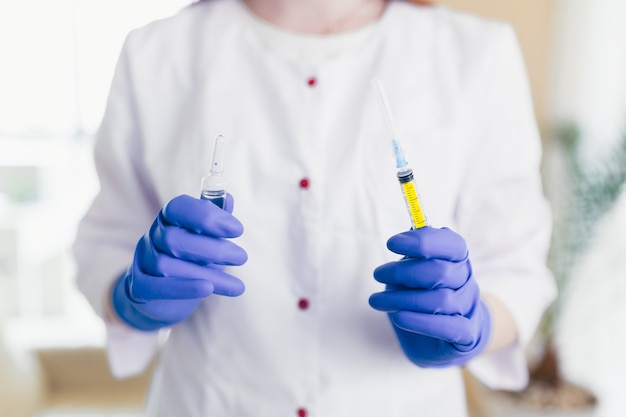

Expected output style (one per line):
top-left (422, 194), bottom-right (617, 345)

top-left (397, 169), bottom-right (428, 229)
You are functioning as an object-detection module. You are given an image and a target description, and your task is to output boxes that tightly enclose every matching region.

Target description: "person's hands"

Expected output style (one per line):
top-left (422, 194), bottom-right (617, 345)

top-left (369, 226), bottom-right (491, 367)
top-left (111, 194), bottom-right (247, 331)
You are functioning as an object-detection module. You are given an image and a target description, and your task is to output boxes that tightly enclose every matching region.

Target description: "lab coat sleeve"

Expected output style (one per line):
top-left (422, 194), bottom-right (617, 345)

top-left (456, 25), bottom-right (557, 390)
top-left (72, 32), bottom-right (163, 379)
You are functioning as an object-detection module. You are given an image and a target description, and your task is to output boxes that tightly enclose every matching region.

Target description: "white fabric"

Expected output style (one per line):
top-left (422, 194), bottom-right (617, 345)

top-left (73, 0), bottom-right (557, 415)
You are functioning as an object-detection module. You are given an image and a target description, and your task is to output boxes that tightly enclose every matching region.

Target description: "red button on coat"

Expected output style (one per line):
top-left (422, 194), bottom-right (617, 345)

top-left (299, 178), bottom-right (310, 189)
top-left (307, 77), bottom-right (317, 87)
top-left (297, 408), bottom-right (308, 417)
top-left (298, 298), bottom-right (309, 310)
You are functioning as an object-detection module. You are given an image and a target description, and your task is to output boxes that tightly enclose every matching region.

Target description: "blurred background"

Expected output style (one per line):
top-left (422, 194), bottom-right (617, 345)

top-left (0, 0), bottom-right (624, 416)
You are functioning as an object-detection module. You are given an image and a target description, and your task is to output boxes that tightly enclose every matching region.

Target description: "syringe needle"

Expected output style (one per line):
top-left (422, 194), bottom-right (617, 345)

top-left (372, 78), bottom-right (401, 144)
top-left (371, 78), bottom-right (428, 229)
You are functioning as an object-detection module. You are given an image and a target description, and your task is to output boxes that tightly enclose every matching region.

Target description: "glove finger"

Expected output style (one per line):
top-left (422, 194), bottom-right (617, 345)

top-left (202, 267), bottom-right (246, 297)
top-left (373, 257), bottom-right (470, 289)
top-left (129, 272), bottom-right (215, 301)
top-left (387, 227), bottom-right (468, 261)
top-left (131, 257), bottom-right (245, 300)
top-left (369, 285), bottom-right (478, 316)
top-left (162, 194), bottom-right (243, 238)
top-left (389, 310), bottom-right (479, 347)
top-left (151, 216), bottom-right (247, 265)
top-left (223, 193), bottom-right (235, 214)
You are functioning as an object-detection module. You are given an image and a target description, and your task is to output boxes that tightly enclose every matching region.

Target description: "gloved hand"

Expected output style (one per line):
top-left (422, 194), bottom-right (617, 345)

top-left (369, 226), bottom-right (491, 367)
top-left (112, 194), bottom-right (247, 331)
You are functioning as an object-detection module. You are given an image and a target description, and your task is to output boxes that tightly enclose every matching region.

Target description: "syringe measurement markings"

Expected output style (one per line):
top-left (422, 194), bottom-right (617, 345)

top-left (401, 180), bottom-right (427, 229)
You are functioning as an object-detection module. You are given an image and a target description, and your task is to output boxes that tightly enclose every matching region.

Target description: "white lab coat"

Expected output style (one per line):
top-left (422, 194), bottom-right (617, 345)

top-left (73, 0), bottom-right (557, 415)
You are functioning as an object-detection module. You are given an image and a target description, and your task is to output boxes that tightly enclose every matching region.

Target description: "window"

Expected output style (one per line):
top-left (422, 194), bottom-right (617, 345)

top-left (0, 0), bottom-right (192, 349)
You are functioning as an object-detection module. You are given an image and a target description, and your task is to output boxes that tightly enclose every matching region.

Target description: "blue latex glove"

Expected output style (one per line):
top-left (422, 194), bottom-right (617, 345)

top-left (112, 194), bottom-right (247, 331)
top-left (369, 226), bottom-right (491, 367)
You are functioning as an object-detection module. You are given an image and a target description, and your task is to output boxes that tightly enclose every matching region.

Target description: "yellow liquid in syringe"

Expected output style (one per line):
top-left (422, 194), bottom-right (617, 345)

top-left (398, 169), bottom-right (428, 229)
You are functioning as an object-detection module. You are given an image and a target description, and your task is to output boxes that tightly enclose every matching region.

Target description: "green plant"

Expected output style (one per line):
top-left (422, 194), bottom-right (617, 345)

top-left (547, 124), bottom-right (626, 318)
top-left (504, 125), bottom-right (626, 408)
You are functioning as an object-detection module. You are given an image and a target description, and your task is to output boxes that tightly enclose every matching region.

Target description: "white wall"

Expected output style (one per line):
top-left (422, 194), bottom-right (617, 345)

top-left (548, 0), bottom-right (626, 160)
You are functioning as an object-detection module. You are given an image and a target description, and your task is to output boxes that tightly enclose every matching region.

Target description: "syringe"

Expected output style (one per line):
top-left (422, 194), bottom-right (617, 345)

top-left (372, 78), bottom-right (428, 229)
top-left (200, 134), bottom-right (227, 209)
